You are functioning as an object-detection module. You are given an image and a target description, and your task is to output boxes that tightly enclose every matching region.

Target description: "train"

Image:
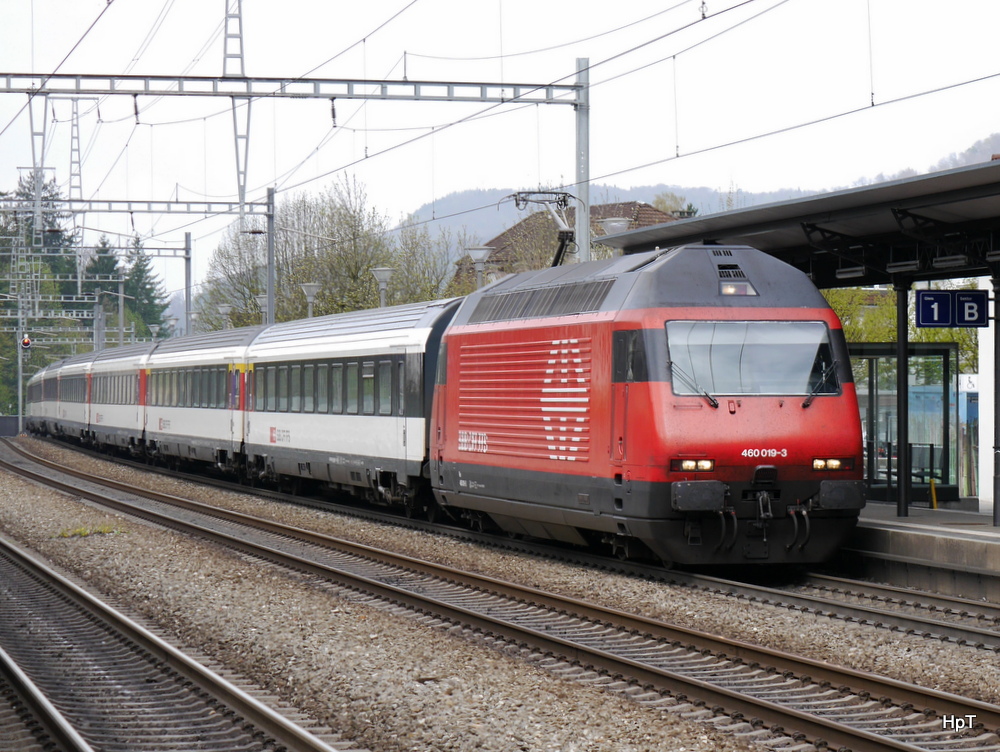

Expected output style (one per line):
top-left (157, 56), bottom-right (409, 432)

top-left (26, 244), bottom-right (865, 566)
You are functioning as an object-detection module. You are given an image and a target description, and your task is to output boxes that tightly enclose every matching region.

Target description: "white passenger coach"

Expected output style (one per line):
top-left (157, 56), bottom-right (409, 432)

top-left (26, 297), bottom-right (460, 514)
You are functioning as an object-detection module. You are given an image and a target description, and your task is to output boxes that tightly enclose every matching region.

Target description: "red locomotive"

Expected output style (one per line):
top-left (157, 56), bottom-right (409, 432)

top-left (430, 244), bottom-right (864, 565)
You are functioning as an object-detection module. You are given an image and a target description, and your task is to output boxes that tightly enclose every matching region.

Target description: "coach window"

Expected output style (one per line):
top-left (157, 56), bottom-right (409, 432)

top-left (265, 366), bottom-right (277, 412)
top-left (362, 361), bottom-right (375, 415)
top-left (378, 361), bottom-right (392, 415)
top-left (316, 364), bottom-right (328, 413)
top-left (254, 368), bottom-right (264, 411)
top-left (210, 368), bottom-right (221, 409)
top-left (277, 366), bottom-right (289, 412)
top-left (304, 364), bottom-right (315, 413)
top-left (397, 361), bottom-right (405, 416)
top-left (331, 363), bottom-right (344, 413)
top-left (203, 369), bottom-right (211, 408)
top-left (290, 364), bottom-right (302, 412)
top-left (346, 362), bottom-right (359, 414)
top-left (192, 369), bottom-right (202, 407)
top-left (216, 367), bottom-right (226, 408)
top-left (204, 368), bottom-right (213, 407)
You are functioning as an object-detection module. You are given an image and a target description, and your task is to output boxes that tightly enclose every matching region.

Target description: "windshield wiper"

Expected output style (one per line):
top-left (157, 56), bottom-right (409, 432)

top-left (669, 361), bottom-right (719, 409)
top-left (802, 360), bottom-right (838, 408)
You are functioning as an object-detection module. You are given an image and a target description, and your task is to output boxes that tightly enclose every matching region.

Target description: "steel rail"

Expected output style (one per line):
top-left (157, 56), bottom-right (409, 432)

top-left (0, 528), bottom-right (344, 752)
top-left (3, 439), bottom-right (998, 752)
top-left (0, 641), bottom-right (95, 752)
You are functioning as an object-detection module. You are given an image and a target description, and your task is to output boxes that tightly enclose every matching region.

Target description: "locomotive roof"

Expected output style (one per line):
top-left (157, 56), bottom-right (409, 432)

top-left (451, 244), bottom-right (829, 326)
top-left (247, 298), bottom-right (461, 359)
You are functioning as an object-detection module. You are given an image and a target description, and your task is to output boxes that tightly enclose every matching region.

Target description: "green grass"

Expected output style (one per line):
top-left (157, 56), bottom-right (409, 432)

top-left (53, 524), bottom-right (126, 539)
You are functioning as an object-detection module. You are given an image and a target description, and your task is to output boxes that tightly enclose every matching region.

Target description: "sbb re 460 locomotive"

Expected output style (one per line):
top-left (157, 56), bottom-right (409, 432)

top-left (27, 244), bottom-right (864, 567)
top-left (431, 244), bottom-right (864, 565)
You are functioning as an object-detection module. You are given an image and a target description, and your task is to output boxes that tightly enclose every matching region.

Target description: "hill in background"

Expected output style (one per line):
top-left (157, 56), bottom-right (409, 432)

top-left (407, 133), bottom-right (1000, 246)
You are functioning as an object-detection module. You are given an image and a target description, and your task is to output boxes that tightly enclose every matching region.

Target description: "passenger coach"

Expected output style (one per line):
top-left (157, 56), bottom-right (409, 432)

top-left (242, 299), bottom-right (459, 512)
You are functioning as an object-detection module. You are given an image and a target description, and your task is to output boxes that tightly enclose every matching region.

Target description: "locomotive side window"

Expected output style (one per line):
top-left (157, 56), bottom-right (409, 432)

top-left (665, 320), bottom-right (838, 396)
top-left (612, 330), bottom-right (649, 383)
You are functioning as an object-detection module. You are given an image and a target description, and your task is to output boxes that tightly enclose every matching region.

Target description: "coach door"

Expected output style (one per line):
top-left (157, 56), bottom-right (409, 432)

top-left (375, 359), bottom-right (405, 458)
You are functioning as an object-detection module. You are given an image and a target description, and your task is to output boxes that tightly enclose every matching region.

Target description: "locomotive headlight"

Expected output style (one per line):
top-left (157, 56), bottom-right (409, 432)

top-left (813, 457), bottom-right (853, 471)
top-left (671, 459), bottom-right (715, 472)
top-left (719, 281), bottom-right (758, 296)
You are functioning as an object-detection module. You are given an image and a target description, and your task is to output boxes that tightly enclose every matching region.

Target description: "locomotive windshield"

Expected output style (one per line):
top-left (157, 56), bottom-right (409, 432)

top-left (665, 321), bottom-right (839, 397)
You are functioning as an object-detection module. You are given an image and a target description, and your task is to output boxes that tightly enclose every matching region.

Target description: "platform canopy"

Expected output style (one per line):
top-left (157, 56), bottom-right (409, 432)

top-left (601, 160), bottom-right (1000, 289)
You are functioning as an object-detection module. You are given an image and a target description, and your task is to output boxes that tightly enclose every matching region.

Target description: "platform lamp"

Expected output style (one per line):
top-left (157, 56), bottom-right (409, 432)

top-left (254, 294), bottom-right (269, 324)
top-left (148, 324), bottom-right (160, 341)
top-left (217, 304), bottom-right (233, 329)
top-left (466, 246), bottom-right (493, 289)
top-left (371, 267), bottom-right (394, 308)
top-left (300, 282), bottom-right (322, 318)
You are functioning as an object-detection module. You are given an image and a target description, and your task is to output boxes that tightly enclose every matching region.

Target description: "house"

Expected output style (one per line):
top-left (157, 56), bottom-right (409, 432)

top-left (451, 201), bottom-right (678, 291)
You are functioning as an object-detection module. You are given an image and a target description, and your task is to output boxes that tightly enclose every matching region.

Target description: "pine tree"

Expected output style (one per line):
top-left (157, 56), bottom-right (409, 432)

top-left (82, 235), bottom-right (122, 296)
top-left (124, 236), bottom-right (168, 336)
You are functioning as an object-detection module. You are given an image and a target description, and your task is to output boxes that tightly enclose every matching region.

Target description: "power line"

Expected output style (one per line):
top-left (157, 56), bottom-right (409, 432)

top-left (0, 1), bottom-right (117, 141)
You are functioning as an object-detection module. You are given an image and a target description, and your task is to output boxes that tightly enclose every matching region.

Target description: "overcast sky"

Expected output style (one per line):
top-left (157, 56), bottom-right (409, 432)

top-left (1, 0), bottom-right (999, 295)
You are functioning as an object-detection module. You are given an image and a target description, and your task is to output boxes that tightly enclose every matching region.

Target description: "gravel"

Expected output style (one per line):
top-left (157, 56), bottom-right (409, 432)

top-left (2, 437), bottom-right (999, 751)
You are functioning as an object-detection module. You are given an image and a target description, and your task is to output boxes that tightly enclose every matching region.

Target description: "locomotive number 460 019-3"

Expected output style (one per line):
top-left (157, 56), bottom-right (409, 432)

top-left (741, 448), bottom-right (788, 458)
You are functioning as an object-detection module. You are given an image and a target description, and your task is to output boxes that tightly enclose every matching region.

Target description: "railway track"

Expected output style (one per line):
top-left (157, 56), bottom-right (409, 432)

top-left (36, 436), bottom-right (1000, 655)
top-left (2, 438), bottom-right (999, 752)
top-left (0, 530), bottom-right (362, 752)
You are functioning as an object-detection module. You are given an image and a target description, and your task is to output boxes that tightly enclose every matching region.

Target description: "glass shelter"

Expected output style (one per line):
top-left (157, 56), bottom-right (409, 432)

top-left (851, 343), bottom-right (960, 505)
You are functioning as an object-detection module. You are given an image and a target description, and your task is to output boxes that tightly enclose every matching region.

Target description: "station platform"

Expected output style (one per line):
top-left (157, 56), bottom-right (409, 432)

top-left (839, 501), bottom-right (1000, 599)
